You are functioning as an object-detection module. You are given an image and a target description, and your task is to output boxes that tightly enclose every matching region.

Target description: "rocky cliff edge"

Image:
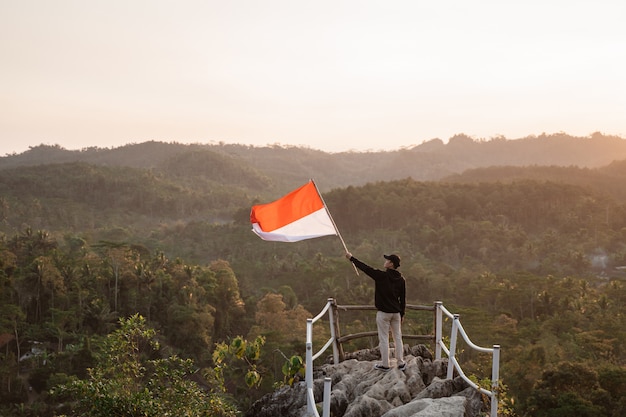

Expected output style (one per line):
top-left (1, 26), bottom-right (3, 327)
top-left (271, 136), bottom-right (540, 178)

top-left (245, 344), bottom-right (488, 417)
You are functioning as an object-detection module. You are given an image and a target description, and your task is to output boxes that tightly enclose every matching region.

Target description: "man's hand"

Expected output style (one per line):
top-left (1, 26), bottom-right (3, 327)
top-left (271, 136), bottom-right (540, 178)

top-left (345, 251), bottom-right (352, 260)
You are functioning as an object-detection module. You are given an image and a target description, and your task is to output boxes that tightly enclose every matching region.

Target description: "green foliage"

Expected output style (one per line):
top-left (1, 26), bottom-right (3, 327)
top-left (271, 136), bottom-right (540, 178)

top-left (596, 366), bottom-right (626, 417)
top-left (51, 314), bottom-right (237, 417)
top-left (281, 355), bottom-right (305, 386)
top-left (524, 362), bottom-right (611, 417)
top-left (468, 376), bottom-right (517, 417)
top-left (211, 335), bottom-right (266, 409)
top-left (212, 335), bottom-right (265, 389)
top-left (496, 381), bottom-right (517, 417)
top-left (4, 147), bottom-right (626, 417)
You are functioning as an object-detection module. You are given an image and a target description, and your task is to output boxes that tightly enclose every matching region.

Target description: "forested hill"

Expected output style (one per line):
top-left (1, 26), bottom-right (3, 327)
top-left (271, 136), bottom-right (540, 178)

top-left (3, 138), bottom-right (626, 415)
top-left (443, 159), bottom-right (626, 202)
top-left (3, 134), bottom-right (626, 241)
top-left (2, 132), bottom-right (626, 192)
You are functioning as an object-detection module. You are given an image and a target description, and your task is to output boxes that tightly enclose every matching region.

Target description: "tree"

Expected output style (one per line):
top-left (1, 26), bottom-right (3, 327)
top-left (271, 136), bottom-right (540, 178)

top-left (208, 260), bottom-right (246, 341)
top-left (598, 367), bottom-right (626, 417)
top-left (210, 335), bottom-right (265, 409)
top-left (0, 303), bottom-right (25, 393)
top-left (52, 314), bottom-right (237, 417)
top-left (101, 246), bottom-right (133, 314)
top-left (249, 293), bottom-right (311, 346)
top-left (525, 362), bottom-right (610, 417)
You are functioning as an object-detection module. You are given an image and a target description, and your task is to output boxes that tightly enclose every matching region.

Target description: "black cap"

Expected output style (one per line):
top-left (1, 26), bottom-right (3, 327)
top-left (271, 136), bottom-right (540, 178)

top-left (384, 254), bottom-right (400, 268)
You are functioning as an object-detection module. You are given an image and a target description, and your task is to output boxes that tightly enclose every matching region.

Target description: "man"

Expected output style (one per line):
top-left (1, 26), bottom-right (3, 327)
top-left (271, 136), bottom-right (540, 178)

top-left (345, 252), bottom-right (406, 372)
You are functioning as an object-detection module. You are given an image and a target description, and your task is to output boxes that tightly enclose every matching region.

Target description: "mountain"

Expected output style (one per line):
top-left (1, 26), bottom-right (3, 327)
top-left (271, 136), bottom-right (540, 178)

top-left (2, 133), bottom-right (626, 193)
top-left (443, 161), bottom-right (626, 202)
top-left (3, 135), bottom-right (626, 416)
top-left (3, 134), bottom-right (626, 239)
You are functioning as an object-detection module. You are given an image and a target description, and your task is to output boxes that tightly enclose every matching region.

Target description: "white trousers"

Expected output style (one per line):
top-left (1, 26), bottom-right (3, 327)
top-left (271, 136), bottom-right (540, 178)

top-left (376, 311), bottom-right (404, 367)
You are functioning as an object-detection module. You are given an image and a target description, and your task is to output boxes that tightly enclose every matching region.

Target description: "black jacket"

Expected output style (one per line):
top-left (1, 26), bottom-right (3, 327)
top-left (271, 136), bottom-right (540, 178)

top-left (350, 256), bottom-right (406, 317)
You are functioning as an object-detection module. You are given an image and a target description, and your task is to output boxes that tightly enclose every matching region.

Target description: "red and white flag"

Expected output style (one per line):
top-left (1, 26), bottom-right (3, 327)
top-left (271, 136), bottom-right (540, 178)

top-left (250, 181), bottom-right (337, 242)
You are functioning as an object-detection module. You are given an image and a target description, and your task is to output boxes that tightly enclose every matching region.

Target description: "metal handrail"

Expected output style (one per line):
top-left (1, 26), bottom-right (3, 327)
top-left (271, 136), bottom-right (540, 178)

top-left (305, 298), bottom-right (337, 417)
top-left (436, 302), bottom-right (500, 417)
top-left (304, 299), bottom-right (500, 417)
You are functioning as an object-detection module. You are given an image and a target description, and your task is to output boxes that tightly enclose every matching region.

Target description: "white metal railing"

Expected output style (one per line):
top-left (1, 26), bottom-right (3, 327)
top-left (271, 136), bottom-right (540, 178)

top-left (305, 298), bottom-right (336, 417)
top-left (305, 299), bottom-right (500, 417)
top-left (435, 301), bottom-right (500, 417)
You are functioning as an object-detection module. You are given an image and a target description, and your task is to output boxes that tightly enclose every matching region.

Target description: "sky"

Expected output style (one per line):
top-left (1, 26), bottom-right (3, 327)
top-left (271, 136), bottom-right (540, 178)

top-left (1, 0), bottom-right (625, 156)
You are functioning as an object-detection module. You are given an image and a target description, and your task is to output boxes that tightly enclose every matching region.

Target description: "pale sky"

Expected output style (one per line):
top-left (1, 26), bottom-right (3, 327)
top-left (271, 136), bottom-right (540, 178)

top-left (1, 0), bottom-right (625, 156)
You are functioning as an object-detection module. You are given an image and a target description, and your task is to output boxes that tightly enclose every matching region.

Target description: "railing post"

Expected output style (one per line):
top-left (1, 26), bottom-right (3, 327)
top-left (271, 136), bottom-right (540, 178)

top-left (328, 298), bottom-right (341, 364)
top-left (447, 314), bottom-right (460, 380)
top-left (491, 344), bottom-right (500, 417)
top-left (322, 377), bottom-right (331, 417)
top-left (304, 300), bottom-right (498, 416)
top-left (306, 319), bottom-right (315, 416)
top-left (435, 301), bottom-right (443, 360)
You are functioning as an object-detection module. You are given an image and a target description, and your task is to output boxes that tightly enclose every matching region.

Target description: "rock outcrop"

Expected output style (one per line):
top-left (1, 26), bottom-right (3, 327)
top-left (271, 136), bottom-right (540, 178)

top-left (245, 344), bottom-right (487, 417)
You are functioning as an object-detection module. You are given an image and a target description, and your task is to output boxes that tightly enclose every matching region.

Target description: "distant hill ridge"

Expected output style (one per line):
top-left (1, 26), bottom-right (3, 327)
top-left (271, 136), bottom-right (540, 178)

top-left (2, 132), bottom-right (626, 191)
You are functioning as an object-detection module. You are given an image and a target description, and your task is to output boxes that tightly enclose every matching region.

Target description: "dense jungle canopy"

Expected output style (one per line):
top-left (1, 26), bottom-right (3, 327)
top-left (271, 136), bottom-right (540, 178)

top-left (1, 135), bottom-right (626, 416)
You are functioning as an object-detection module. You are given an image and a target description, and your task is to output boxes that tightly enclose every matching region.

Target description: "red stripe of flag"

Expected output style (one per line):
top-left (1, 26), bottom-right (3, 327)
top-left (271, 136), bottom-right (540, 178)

top-left (250, 181), bottom-right (325, 232)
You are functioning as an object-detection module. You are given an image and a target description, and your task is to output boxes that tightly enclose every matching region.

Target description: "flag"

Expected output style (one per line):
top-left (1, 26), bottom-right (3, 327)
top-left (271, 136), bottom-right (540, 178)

top-left (250, 181), bottom-right (337, 242)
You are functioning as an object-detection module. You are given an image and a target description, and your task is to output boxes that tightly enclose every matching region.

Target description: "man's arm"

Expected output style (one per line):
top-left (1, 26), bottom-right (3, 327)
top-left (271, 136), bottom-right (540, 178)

top-left (345, 252), bottom-right (378, 279)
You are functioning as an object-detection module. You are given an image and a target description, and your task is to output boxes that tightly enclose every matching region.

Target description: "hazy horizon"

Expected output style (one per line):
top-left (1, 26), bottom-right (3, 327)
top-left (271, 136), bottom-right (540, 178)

top-left (2, 1), bottom-right (625, 156)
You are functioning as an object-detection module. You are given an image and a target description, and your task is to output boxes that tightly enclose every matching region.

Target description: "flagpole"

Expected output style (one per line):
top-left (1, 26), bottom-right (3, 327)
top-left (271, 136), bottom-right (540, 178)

top-left (311, 179), bottom-right (359, 276)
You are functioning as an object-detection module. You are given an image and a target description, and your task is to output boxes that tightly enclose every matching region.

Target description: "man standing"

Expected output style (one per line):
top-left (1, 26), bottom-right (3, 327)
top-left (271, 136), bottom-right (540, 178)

top-left (346, 252), bottom-right (406, 372)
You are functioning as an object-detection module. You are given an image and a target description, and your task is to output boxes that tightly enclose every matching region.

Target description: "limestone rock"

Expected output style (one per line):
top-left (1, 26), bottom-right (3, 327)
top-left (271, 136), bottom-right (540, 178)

top-left (244, 344), bottom-right (489, 417)
top-left (381, 396), bottom-right (467, 417)
top-left (243, 382), bottom-right (308, 417)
